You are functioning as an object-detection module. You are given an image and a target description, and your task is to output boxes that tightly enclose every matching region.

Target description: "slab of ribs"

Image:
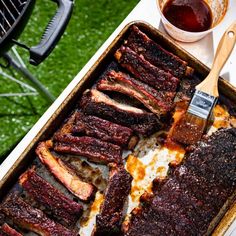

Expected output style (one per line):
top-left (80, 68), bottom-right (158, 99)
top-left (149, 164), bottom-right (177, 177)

top-left (0, 25), bottom-right (235, 236)
top-left (97, 70), bottom-right (174, 116)
top-left (73, 111), bottom-right (139, 149)
top-left (125, 26), bottom-right (193, 78)
top-left (124, 128), bottom-right (236, 236)
top-left (80, 89), bottom-right (163, 136)
top-left (93, 164), bottom-right (133, 236)
top-left (36, 141), bottom-right (96, 202)
top-left (19, 168), bottom-right (83, 227)
top-left (0, 194), bottom-right (77, 236)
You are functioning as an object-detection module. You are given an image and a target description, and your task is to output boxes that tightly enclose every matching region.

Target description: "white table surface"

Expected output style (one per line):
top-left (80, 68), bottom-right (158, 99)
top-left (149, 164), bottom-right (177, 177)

top-left (1, 0), bottom-right (236, 234)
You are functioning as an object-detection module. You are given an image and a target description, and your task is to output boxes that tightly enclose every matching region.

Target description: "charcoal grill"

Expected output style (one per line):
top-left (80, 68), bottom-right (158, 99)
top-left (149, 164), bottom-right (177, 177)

top-left (0, 0), bottom-right (73, 102)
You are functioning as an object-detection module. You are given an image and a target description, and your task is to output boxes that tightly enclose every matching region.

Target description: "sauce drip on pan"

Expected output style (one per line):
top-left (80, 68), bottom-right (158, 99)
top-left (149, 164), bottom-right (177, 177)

top-left (163, 0), bottom-right (213, 32)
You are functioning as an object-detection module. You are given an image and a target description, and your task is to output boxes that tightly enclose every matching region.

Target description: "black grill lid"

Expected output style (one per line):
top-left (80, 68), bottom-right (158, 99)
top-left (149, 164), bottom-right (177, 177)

top-left (0, 0), bottom-right (28, 39)
top-left (0, 0), bottom-right (34, 55)
top-left (0, 0), bottom-right (74, 66)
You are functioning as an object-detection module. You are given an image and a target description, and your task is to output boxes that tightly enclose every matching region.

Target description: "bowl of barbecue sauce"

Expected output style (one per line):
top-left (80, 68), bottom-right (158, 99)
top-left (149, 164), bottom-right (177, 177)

top-left (157, 0), bottom-right (228, 42)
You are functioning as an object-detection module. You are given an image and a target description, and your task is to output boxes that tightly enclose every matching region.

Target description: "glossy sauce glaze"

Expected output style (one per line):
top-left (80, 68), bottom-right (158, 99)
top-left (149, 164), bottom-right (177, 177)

top-left (163, 0), bottom-right (213, 32)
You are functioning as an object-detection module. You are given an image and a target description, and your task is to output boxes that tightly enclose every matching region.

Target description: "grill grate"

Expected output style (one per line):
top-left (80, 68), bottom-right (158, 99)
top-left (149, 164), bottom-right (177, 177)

top-left (0, 0), bottom-right (27, 39)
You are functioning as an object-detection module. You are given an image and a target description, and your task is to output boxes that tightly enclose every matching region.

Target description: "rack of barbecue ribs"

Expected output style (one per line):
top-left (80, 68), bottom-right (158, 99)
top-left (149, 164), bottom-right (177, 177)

top-left (19, 168), bottom-right (83, 227)
top-left (124, 128), bottom-right (236, 236)
top-left (125, 26), bottom-right (193, 78)
top-left (115, 46), bottom-right (179, 92)
top-left (80, 89), bottom-right (162, 136)
top-left (1, 194), bottom-right (77, 236)
top-left (72, 111), bottom-right (139, 150)
top-left (97, 70), bottom-right (174, 115)
top-left (36, 141), bottom-right (96, 202)
top-left (93, 164), bottom-right (133, 236)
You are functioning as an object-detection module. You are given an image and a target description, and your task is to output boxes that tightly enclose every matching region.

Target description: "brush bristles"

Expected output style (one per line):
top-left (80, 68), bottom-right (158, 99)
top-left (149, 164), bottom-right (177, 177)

top-left (171, 112), bottom-right (207, 145)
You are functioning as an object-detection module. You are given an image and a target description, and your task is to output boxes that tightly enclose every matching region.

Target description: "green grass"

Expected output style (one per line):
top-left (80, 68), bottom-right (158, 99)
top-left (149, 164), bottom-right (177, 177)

top-left (0, 0), bottom-right (139, 160)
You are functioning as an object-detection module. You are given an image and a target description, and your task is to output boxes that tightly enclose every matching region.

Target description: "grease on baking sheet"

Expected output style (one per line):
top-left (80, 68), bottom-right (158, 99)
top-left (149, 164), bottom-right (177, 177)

top-left (79, 192), bottom-right (104, 235)
top-left (213, 104), bottom-right (231, 128)
top-left (126, 155), bottom-right (146, 181)
top-left (126, 155), bottom-right (146, 202)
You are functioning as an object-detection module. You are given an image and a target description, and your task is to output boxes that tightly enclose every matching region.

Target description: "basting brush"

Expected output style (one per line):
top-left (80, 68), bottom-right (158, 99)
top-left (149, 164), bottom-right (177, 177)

top-left (171, 22), bottom-right (236, 145)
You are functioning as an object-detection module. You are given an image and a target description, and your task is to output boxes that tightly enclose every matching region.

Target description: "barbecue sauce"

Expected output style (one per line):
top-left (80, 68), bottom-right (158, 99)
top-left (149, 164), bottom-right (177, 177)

top-left (163, 0), bottom-right (213, 32)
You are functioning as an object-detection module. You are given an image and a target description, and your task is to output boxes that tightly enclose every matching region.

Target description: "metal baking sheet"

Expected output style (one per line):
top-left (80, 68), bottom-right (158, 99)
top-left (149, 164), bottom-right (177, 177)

top-left (0, 21), bottom-right (236, 236)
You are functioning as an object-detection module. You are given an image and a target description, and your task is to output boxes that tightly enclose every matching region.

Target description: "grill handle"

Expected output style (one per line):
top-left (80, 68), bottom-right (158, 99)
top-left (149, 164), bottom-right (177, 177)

top-left (29, 0), bottom-right (73, 66)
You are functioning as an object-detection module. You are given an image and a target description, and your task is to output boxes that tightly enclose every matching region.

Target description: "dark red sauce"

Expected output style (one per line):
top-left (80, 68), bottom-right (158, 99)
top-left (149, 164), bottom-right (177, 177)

top-left (163, 0), bottom-right (213, 32)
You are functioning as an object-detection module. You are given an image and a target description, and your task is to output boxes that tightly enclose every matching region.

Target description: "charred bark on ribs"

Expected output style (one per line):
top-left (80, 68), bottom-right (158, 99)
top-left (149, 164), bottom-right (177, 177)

top-left (73, 111), bottom-right (138, 150)
top-left (0, 194), bottom-right (77, 236)
top-left (53, 110), bottom-right (136, 159)
top-left (19, 168), bottom-right (83, 227)
top-left (36, 141), bottom-right (96, 202)
top-left (126, 26), bottom-right (193, 78)
top-left (94, 164), bottom-right (133, 236)
top-left (54, 135), bottom-right (123, 164)
top-left (97, 70), bottom-right (174, 116)
top-left (80, 89), bottom-right (162, 136)
top-left (125, 128), bottom-right (236, 236)
top-left (115, 46), bottom-right (179, 92)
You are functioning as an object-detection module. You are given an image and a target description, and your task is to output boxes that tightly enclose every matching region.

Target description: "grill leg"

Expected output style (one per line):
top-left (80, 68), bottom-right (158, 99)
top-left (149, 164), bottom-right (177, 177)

top-left (0, 69), bottom-right (38, 97)
top-left (2, 48), bottom-right (55, 103)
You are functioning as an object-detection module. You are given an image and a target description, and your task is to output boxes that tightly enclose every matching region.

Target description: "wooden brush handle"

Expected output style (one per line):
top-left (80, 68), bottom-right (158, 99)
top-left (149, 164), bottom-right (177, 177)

top-left (196, 22), bottom-right (236, 97)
